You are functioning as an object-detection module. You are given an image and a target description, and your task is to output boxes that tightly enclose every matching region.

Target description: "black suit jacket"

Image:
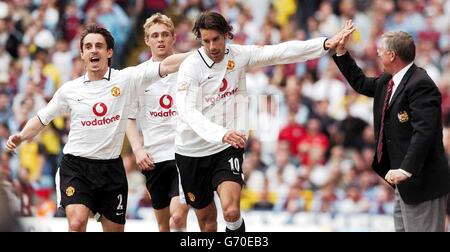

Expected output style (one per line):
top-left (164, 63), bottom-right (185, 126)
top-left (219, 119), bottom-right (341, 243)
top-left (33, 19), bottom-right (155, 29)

top-left (333, 52), bottom-right (450, 204)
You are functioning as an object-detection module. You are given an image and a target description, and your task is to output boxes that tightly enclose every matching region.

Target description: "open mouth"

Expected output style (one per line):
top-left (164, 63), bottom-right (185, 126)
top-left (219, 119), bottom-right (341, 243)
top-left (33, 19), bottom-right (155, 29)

top-left (90, 56), bottom-right (100, 63)
top-left (157, 45), bottom-right (165, 49)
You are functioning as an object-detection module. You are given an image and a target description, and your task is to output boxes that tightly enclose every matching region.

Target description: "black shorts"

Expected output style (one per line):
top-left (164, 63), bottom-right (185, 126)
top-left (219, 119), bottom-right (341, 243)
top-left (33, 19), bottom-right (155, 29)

top-left (175, 147), bottom-right (244, 209)
top-left (142, 160), bottom-right (180, 210)
top-left (57, 154), bottom-right (128, 225)
top-left (447, 194), bottom-right (450, 215)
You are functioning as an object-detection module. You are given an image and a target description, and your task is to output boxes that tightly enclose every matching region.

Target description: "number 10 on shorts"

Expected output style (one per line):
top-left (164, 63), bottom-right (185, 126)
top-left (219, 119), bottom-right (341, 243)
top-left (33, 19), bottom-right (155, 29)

top-left (228, 158), bottom-right (241, 175)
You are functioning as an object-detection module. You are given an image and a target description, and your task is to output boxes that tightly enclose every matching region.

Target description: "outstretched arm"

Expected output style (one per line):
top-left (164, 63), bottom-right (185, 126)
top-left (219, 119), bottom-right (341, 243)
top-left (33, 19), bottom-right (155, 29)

top-left (5, 116), bottom-right (45, 152)
top-left (159, 52), bottom-right (193, 77)
top-left (9, 85), bottom-right (69, 152)
top-left (248, 20), bottom-right (355, 68)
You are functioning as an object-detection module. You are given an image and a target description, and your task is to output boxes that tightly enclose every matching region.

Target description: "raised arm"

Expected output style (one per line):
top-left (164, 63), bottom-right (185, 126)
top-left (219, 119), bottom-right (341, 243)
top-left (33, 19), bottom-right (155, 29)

top-left (332, 20), bottom-right (383, 97)
top-left (159, 52), bottom-right (193, 77)
top-left (5, 116), bottom-right (45, 152)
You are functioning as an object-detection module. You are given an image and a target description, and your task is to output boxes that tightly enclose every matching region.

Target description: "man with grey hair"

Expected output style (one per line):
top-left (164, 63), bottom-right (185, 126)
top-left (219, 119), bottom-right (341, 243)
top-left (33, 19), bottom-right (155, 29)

top-left (333, 24), bottom-right (450, 231)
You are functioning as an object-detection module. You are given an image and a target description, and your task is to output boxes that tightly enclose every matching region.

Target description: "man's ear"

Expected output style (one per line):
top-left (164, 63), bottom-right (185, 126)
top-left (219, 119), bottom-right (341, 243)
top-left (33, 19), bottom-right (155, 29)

top-left (144, 35), bottom-right (150, 46)
top-left (172, 34), bottom-right (177, 46)
top-left (390, 51), bottom-right (396, 62)
top-left (79, 49), bottom-right (85, 61)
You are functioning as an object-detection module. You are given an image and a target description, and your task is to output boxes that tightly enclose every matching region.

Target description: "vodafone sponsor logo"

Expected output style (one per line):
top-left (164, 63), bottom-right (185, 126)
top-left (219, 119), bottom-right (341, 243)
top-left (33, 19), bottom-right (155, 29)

top-left (205, 78), bottom-right (238, 104)
top-left (92, 102), bottom-right (107, 117)
top-left (149, 95), bottom-right (177, 118)
top-left (159, 95), bottom-right (173, 109)
top-left (219, 79), bottom-right (228, 92)
top-left (81, 115), bottom-right (121, 127)
top-left (81, 102), bottom-right (121, 127)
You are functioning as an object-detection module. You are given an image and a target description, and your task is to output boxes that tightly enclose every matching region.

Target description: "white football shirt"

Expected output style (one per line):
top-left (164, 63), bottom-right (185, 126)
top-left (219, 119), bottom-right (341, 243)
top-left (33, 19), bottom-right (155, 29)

top-left (38, 61), bottom-right (161, 159)
top-left (129, 64), bottom-right (178, 163)
top-left (176, 38), bottom-right (328, 157)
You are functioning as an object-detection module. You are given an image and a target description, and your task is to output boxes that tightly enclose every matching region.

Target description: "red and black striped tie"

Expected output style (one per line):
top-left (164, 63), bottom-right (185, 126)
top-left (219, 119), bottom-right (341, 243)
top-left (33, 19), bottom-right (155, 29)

top-left (376, 79), bottom-right (395, 163)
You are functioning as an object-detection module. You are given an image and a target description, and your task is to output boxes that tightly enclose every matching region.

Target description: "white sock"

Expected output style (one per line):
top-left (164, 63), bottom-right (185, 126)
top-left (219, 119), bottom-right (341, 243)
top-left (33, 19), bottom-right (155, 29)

top-left (171, 228), bottom-right (186, 232)
top-left (226, 216), bottom-right (243, 231)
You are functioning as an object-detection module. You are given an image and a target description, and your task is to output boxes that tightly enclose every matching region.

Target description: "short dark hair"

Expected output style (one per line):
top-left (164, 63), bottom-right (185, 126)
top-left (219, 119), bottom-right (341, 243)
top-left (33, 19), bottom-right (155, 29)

top-left (80, 24), bottom-right (115, 66)
top-left (192, 12), bottom-right (234, 40)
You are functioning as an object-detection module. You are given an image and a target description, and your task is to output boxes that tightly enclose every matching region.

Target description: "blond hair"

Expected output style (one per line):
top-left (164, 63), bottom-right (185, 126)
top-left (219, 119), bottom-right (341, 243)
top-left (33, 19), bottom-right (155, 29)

top-left (143, 13), bottom-right (175, 36)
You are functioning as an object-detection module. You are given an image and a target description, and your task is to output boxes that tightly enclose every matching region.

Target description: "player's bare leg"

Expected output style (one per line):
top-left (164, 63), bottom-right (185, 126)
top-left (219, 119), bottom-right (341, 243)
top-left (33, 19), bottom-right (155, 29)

top-left (101, 216), bottom-right (124, 232)
top-left (154, 207), bottom-right (170, 231)
top-left (65, 204), bottom-right (91, 232)
top-left (217, 181), bottom-right (245, 232)
top-left (194, 201), bottom-right (217, 232)
top-left (169, 196), bottom-right (189, 231)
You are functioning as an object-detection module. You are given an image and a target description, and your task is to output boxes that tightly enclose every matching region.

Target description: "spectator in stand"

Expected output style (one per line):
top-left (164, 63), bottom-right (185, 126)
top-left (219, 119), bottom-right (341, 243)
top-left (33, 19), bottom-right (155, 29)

top-left (370, 183), bottom-right (395, 215)
top-left (13, 167), bottom-right (33, 217)
top-left (0, 92), bottom-right (13, 130)
top-left (12, 81), bottom-right (47, 122)
top-left (336, 184), bottom-right (371, 214)
top-left (278, 112), bottom-right (306, 158)
top-left (311, 182), bottom-right (341, 215)
top-left (0, 183), bottom-right (23, 231)
top-left (297, 117), bottom-right (329, 167)
top-left (0, 4), bottom-right (20, 59)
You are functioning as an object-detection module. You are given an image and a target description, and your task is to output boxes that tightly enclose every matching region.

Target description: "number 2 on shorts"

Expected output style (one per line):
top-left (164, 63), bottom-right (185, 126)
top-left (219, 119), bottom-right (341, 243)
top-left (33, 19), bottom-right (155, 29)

top-left (117, 194), bottom-right (123, 210)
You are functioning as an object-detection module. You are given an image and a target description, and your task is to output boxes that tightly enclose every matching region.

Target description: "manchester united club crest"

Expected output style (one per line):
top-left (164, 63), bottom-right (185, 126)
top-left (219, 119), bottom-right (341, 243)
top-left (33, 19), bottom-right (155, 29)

top-left (178, 83), bottom-right (187, 91)
top-left (66, 186), bottom-right (75, 197)
top-left (187, 192), bottom-right (196, 202)
top-left (398, 111), bottom-right (409, 123)
top-left (227, 60), bottom-right (235, 70)
top-left (111, 86), bottom-right (121, 97)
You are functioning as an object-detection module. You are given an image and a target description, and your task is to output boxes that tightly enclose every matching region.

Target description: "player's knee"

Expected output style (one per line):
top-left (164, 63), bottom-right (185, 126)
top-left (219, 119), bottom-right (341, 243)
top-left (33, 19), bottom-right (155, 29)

top-left (171, 213), bottom-right (186, 228)
top-left (69, 218), bottom-right (87, 232)
top-left (223, 207), bottom-right (240, 222)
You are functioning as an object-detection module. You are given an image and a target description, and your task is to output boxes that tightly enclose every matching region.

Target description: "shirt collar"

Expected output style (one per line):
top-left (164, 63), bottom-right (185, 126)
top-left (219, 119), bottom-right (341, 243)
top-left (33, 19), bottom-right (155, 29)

top-left (197, 46), bottom-right (230, 69)
top-left (392, 62), bottom-right (413, 86)
top-left (83, 67), bottom-right (112, 83)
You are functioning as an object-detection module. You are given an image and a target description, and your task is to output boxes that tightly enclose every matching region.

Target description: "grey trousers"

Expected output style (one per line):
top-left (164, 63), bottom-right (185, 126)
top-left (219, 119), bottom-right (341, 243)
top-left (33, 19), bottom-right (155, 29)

top-left (394, 188), bottom-right (448, 232)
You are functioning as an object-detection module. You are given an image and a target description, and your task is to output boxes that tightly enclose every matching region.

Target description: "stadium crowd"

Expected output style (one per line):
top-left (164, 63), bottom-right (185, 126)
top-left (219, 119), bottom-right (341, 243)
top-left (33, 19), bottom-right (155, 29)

top-left (0, 0), bottom-right (449, 229)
